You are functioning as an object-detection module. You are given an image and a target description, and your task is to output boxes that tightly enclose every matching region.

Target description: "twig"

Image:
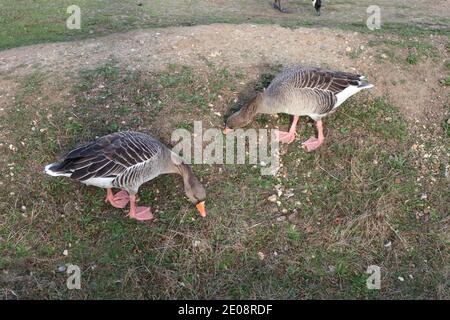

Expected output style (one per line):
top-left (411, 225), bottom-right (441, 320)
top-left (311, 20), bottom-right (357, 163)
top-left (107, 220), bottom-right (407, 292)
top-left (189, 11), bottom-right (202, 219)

top-left (318, 164), bottom-right (342, 182)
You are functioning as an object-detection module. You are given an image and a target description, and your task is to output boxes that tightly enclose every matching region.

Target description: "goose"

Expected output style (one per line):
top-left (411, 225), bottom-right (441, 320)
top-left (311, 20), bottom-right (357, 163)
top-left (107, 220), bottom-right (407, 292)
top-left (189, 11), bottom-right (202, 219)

top-left (224, 66), bottom-right (374, 151)
top-left (312, 0), bottom-right (322, 15)
top-left (272, 1), bottom-right (322, 15)
top-left (272, 0), bottom-right (286, 12)
top-left (44, 131), bottom-right (207, 221)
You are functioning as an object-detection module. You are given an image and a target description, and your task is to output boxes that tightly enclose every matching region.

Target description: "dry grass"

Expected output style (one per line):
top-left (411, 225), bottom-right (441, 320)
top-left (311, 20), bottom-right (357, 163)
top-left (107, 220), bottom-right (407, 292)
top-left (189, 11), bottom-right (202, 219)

top-left (0, 62), bottom-right (448, 299)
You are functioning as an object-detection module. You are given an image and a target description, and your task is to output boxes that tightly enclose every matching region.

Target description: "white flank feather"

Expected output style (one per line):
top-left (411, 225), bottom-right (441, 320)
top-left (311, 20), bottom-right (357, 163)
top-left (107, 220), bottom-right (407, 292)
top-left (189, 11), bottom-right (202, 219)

top-left (44, 163), bottom-right (71, 177)
top-left (335, 81), bottom-right (374, 108)
top-left (82, 177), bottom-right (115, 188)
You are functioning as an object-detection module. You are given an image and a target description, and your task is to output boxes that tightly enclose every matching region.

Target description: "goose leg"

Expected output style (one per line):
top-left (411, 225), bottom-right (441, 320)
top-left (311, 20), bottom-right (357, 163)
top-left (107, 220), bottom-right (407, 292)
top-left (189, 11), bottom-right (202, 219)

top-left (276, 115), bottom-right (299, 144)
top-left (302, 119), bottom-right (324, 152)
top-left (273, 0), bottom-right (285, 12)
top-left (105, 188), bottom-right (130, 208)
top-left (128, 195), bottom-right (153, 221)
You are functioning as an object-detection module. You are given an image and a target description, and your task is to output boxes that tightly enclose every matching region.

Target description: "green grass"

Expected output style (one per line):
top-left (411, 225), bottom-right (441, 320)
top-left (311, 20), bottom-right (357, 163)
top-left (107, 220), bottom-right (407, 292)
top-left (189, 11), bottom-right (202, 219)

top-left (0, 0), bottom-right (145, 50)
top-left (406, 52), bottom-right (419, 65)
top-left (0, 63), bottom-right (448, 299)
top-left (1, 0), bottom-right (449, 51)
top-left (368, 38), bottom-right (440, 65)
top-left (347, 48), bottom-right (363, 60)
top-left (440, 75), bottom-right (450, 86)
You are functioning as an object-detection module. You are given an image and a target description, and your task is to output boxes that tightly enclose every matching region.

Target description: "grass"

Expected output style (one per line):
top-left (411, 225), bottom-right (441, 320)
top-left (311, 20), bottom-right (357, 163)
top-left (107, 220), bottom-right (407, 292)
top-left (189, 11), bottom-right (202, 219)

top-left (1, 0), bottom-right (449, 51)
top-left (347, 48), bottom-right (363, 60)
top-left (0, 62), bottom-right (448, 299)
top-left (440, 75), bottom-right (450, 86)
top-left (368, 38), bottom-right (440, 65)
top-left (0, 0), bottom-right (145, 50)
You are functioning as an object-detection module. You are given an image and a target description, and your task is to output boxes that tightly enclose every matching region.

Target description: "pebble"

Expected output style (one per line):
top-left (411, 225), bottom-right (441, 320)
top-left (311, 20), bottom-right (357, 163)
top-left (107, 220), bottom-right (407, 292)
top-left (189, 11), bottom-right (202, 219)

top-left (63, 249), bottom-right (68, 256)
top-left (57, 265), bottom-right (67, 273)
top-left (398, 276), bottom-right (405, 282)
top-left (257, 252), bottom-right (265, 260)
top-left (268, 194), bottom-right (277, 202)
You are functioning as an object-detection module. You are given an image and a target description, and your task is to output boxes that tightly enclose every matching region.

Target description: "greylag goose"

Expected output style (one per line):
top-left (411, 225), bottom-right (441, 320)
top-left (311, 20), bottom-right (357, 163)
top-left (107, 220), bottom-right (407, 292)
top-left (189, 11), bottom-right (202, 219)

top-left (273, 0), bottom-right (286, 12)
top-left (273, 1), bottom-right (322, 15)
top-left (44, 131), bottom-right (206, 221)
top-left (312, 0), bottom-right (322, 15)
top-left (224, 66), bottom-right (374, 151)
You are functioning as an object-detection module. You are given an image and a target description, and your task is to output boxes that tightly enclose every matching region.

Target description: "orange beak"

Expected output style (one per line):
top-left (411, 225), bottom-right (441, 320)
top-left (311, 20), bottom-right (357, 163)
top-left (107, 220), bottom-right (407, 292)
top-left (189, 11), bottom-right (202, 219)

top-left (196, 201), bottom-right (207, 217)
top-left (223, 127), bottom-right (232, 134)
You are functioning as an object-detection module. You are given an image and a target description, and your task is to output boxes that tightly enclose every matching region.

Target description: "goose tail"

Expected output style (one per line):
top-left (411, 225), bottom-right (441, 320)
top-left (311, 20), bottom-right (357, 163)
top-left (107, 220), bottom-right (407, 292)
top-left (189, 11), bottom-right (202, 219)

top-left (358, 75), bottom-right (374, 89)
top-left (44, 162), bottom-right (71, 177)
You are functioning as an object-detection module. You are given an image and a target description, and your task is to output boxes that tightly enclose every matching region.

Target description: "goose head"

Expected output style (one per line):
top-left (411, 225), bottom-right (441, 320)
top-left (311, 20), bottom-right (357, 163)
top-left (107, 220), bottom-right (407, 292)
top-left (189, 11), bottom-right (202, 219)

top-left (178, 163), bottom-right (207, 217)
top-left (224, 93), bottom-right (262, 134)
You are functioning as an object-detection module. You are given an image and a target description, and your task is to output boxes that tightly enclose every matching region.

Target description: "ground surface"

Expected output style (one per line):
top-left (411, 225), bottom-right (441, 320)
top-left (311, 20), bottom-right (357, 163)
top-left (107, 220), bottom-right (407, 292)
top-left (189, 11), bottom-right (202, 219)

top-left (1, 0), bottom-right (449, 50)
top-left (0, 1), bottom-right (449, 299)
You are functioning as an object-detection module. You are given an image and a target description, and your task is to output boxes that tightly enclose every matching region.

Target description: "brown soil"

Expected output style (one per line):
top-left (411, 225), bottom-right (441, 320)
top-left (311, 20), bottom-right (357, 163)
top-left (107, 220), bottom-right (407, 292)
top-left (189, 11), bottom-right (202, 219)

top-left (0, 24), bottom-right (448, 124)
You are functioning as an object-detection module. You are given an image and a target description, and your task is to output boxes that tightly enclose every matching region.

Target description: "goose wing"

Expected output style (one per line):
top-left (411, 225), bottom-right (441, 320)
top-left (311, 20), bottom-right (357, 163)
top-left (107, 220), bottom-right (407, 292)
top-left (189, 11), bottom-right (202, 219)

top-left (267, 67), bottom-right (371, 115)
top-left (272, 66), bottom-right (363, 94)
top-left (52, 131), bottom-right (162, 182)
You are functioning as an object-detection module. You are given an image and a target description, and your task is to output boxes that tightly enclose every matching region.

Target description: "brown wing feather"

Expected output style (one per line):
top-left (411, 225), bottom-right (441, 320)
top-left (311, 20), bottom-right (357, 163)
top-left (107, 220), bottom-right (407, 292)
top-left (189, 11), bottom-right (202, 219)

top-left (52, 131), bottom-right (162, 182)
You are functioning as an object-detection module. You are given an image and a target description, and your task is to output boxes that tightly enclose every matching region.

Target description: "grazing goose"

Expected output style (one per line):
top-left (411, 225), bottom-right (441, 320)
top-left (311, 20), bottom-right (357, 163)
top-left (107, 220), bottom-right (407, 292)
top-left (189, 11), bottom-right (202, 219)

top-left (272, 0), bottom-right (286, 12)
top-left (224, 66), bottom-right (374, 151)
top-left (44, 131), bottom-right (206, 221)
top-left (273, 0), bottom-right (322, 15)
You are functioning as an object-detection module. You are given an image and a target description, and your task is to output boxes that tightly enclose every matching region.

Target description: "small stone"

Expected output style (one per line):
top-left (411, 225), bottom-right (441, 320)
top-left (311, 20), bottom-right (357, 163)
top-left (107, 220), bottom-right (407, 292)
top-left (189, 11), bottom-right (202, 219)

top-left (63, 249), bottom-right (68, 256)
top-left (381, 53), bottom-right (388, 59)
top-left (257, 252), bottom-right (265, 260)
top-left (346, 47), bottom-right (352, 52)
top-left (57, 265), bottom-right (67, 273)
top-left (384, 240), bottom-right (392, 248)
top-left (398, 276), bottom-right (404, 282)
top-left (21, 206), bottom-right (26, 211)
top-left (420, 193), bottom-right (427, 200)
top-left (268, 194), bottom-right (277, 202)
top-left (276, 216), bottom-right (286, 222)
top-left (281, 208), bottom-right (288, 214)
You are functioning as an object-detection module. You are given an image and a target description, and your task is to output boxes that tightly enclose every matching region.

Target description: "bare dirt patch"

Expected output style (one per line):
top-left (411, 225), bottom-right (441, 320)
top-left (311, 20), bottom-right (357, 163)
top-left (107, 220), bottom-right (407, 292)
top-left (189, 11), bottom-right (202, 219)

top-left (0, 24), bottom-right (448, 124)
